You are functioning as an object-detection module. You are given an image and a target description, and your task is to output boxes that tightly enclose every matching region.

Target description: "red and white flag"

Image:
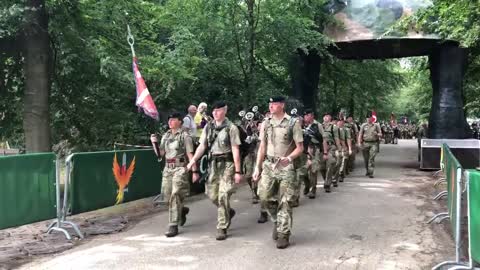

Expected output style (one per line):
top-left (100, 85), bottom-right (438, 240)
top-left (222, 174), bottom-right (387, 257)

top-left (132, 57), bottom-right (159, 121)
top-left (371, 110), bottom-right (377, 123)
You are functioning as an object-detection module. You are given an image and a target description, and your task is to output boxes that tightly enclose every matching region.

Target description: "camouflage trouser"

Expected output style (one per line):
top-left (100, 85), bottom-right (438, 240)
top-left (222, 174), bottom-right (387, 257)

top-left (320, 148), bottom-right (339, 187)
top-left (296, 162), bottom-right (308, 197)
top-left (243, 152), bottom-right (257, 196)
top-left (206, 160), bottom-right (235, 229)
top-left (347, 144), bottom-right (356, 172)
top-left (308, 153), bottom-right (322, 194)
top-left (258, 160), bottom-right (298, 235)
top-left (162, 167), bottom-right (190, 226)
top-left (336, 150), bottom-right (349, 179)
top-left (362, 142), bottom-right (378, 175)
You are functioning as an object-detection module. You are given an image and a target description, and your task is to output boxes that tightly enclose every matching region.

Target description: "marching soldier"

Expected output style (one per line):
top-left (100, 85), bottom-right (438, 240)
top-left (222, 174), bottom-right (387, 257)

top-left (150, 112), bottom-right (198, 237)
top-left (187, 101), bottom-right (243, 241)
top-left (345, 115), bottom-right (358, 174)
top-left (321, 113), bottom-right (341, 192)
top-left (336, 118), bottom-right (352, 183)
top-left (253, 96), bottom-right (304, 249)
top-left (358, 112), bottom-right (383, 178)
top-left (294, 116), bottom-right (307, 207)
top-left (302, 109), bottom-right (324, 199)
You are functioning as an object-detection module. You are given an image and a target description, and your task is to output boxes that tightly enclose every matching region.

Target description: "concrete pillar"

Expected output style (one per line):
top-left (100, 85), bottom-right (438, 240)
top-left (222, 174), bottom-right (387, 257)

top-left (428, 42), bottom-right (471, 139)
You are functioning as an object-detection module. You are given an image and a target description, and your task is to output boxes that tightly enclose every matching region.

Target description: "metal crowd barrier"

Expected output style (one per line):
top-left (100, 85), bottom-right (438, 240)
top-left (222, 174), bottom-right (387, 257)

top-left (0, 153), bottom-right (57, 230)
top-left (430, 144), bottom-right (480, 269)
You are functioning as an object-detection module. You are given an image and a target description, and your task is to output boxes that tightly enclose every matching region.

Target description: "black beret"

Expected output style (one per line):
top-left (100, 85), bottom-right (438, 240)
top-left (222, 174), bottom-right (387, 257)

top-left (269, 96), bottom-right (286, 103)
top-left (303, 108), bottom-right (314, 115)
top-left (366, 111), bottom-right (372, 118)
top-left (168, 112), bottom-right (183, 121)
top-left (212, 100), bottom-right (227, 109)
top-left (323, 112), bottom-right (332, 116)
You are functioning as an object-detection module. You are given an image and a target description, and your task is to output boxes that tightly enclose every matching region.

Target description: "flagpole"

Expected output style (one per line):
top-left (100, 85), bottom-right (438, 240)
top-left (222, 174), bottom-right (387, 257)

top-left (127, 24), bottom-right (136, 58)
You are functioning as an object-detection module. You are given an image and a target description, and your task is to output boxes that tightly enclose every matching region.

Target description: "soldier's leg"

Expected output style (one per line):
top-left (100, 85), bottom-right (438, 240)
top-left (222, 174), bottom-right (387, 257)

top-left (339, 151), bottom-right (348, 182)
top-left (206, 161), bottom-right (219, 206)
top-left (163, 168), bottom-right (177, 237)
top-left (258, 161), bottom-right (280, 222)
top-left (169, 167), bottom-right (189, 226)
top-left (276, 165), bottom-right (297, 248)
top-left (325, 151), bottom-right (336, 192)
top-left (162, 168), bottom-right (173, 204)
top-left (218, 162), bottom-right (235, 230)
top-left (368, 143), bottom-right (378, 177)
top-left (362, 145), bottom-right (370, 175)
top-left (332, 150), bottom-right (342, 186)
top-left (308, 167), bottom-right (318, 197)
top-left (244, 154), bottom-right (258, 202)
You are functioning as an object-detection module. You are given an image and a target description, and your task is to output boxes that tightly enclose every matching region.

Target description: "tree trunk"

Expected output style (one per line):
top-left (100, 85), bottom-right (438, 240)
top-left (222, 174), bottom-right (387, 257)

top-left (246, 0), bottom-right (256, 105)
top-left (23, 0), bottom-right (51, 152)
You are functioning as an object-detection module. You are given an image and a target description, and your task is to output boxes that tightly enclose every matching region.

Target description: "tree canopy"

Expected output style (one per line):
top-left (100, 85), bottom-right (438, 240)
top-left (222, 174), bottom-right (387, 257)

top-left (1, 0), bottom-right (479, 153)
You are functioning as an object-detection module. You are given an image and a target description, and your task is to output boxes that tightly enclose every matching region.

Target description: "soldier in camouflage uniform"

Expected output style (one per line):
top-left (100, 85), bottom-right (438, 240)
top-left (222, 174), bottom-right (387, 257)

top-left (253, 96), bottom-right (304, 249)
top-left (336, 118), bottom-right (352, 183)
top-left (150, 112), bottom-right (197, 237)
top-left (345, 116), bottom-right (358, 174)
top-left (302, 109), bottom-right (324, 199)
top-left (358, 112), bottom-right (383, 178)
top-left (293, 116), bottom-right (307, 207)
top-left (321, 113), bottom-right (341, 192)
top-left (187, 101), bottom-right (243, 241)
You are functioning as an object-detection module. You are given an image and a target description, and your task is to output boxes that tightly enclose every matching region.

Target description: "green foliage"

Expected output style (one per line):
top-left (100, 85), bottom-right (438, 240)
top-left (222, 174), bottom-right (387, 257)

top-left (0, 0), bottom-right (334, 152)
top-left (319, 58), bottom-right (405, 121)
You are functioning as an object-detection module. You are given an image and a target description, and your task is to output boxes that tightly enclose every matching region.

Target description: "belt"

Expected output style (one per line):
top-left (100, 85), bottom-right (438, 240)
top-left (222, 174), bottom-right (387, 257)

top-left (211, 154), bottom-right (233, 162)
top-left (266, 156), bottom-right (281, 163)
top-left (165, 158), bottom-right (186, 169)
top-left (166, 158), bottom-right (185, 163)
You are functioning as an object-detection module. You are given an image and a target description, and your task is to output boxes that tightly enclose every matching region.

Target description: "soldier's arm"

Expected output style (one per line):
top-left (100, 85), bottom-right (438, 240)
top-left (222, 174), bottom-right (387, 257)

top-left (159, 134), bottom-right (166, 157)
top-left (358, 124), bottom-right (364, 144)
top-left (376, 124), bottom-right (383, 138)
top-left (184, 133), bottom-right (197, 171)
top-left (190, 127), bottom-right (208, 163)
top-left (255, 122), bottom-right (267, 170)
top-left (229, 125), bottom-right (242, 174)
top-left (333, 126), bottom-right (341, 147)
top-left (346, 129), bottom-right (352, 152)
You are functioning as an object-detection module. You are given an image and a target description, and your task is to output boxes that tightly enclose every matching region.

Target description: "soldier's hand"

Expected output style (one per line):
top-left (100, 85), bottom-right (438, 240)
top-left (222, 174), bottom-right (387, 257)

top-left (186, 161), bottom-right (195, 171)
top-left (253, 167), bottom-right (261, 182)
top-left (307, 159), bottom-right (312, 168)
top-left (348, 150), bottom-right (353, 155)
top-left (192, 172), bottom-right (200, 183)
top-left (150, 134), bottom-right (158, 143)
top-left (279, 157), bottom-right (291, 167)
top-left (234, 173), bottom-right (243, 184)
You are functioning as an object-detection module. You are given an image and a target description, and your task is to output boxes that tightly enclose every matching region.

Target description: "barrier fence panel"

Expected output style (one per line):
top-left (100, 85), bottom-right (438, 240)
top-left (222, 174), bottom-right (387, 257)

top-left (445, 145), bottom-right (461, 234)
top-left (432, 145), bottom-right (467, 270)
top-left (0, 153), bottom-right (56, 230)
top-left (69, 149), bottom-right (162, 214)
top-left (467, 170), bottom-right (480, 265)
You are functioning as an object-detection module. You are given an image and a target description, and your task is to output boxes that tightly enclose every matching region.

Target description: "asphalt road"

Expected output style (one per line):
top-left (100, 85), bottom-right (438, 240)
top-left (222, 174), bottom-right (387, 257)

top-left (19, 140), bottom-right (455, 270)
